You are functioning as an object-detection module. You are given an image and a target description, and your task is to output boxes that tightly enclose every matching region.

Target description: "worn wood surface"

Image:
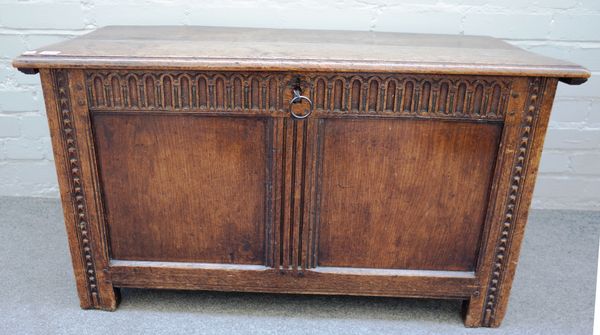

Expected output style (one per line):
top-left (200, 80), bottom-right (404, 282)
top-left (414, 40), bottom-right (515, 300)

top-left (93, 113), bottom-right (270, 264)
top-left (13, 26), bottom-right (589, 81)
top-left (317, 118), bottom-right (502, 271)
top-left (13, 26), bottom-right (590, 328)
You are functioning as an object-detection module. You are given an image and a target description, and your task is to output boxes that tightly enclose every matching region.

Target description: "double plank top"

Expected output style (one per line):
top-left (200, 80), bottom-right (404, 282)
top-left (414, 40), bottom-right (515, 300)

top-left (13, 26), bottom-right (589, 83)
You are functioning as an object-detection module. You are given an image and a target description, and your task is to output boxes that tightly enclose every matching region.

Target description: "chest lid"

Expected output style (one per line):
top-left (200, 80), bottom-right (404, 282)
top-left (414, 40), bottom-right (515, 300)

top-left (13, 26), bottom-right (589, 84)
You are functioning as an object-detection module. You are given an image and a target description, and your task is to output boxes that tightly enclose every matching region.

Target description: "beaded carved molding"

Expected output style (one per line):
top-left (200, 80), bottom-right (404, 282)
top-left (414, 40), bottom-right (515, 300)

top-left (54, 69), bottom-right (100, 304)
top-left (85, 71), bottom-right (512, 120)
top-left (482, 77), bottom-right (547, 326)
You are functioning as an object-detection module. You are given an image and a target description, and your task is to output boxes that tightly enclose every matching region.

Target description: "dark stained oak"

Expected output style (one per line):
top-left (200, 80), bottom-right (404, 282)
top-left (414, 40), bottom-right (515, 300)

top-left (317, 119), bottom-right (502, 271)
top-left (93, 114), bottom-right (269, 264)
top-left (13, 26), bottom-right (590, 328)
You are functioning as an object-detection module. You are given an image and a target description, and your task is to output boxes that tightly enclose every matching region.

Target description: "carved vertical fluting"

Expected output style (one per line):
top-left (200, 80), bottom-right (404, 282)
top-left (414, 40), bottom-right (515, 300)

top-left (277, 117), bottom-right (310, 273)
top-left (54, 70), bottom-right (100, 304)
top-left (273, 76), bottom-right (313, 273)
top-left (481, 77), bottom-right (546, 326)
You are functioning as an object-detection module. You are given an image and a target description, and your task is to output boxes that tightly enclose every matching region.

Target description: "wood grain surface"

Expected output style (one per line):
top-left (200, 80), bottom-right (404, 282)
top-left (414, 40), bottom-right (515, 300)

top-left (13, 26), bottom-right (590, 81)
top-left (93, 113), bottom-right (270, 264)
top-left (317, 118), bottom-right (502, 271)
top-left (14, 26), bottom-right (589, 328)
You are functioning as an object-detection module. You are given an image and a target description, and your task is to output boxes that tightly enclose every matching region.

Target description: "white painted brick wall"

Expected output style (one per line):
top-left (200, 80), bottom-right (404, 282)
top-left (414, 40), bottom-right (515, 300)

top-left (0, 0), bottom-right (598, 210)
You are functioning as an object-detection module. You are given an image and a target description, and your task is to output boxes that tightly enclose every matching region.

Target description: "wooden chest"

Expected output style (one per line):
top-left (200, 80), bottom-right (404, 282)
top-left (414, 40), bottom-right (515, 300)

top-left (13, 26), bottom-right (589, 327)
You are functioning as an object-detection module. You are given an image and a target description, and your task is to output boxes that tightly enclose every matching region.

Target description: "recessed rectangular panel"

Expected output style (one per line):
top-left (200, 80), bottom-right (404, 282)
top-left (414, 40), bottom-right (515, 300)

top-left (93, 113), bottom-right (268, 264)
top-left (317, 118), bottom-right (502, 271)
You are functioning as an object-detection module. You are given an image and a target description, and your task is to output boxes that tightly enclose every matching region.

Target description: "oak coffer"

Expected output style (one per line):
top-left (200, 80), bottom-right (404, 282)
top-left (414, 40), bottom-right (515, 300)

top-left (13, 26), bottom-right (589, 327)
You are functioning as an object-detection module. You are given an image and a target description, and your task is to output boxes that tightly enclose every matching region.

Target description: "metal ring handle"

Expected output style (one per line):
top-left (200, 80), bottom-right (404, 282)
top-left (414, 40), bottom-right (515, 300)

top-left (289, 91), bottom-right (313, 119)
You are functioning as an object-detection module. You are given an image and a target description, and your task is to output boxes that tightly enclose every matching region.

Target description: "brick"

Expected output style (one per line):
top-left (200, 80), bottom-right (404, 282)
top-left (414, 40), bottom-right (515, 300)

top-left (513, 43), bottom-right (600, 72)
top-left (0, 61), bottom-right (40, 87)
top-left (556, 73), bottom-right (600, 98)
top-left (34, 88), bottom-right (47, 114)
top-left (375, 8), bottom-right (462, 34)
top-left (532, 177), bottom-right (600, 210)
top-left (571, 153), bottom-right (600, 175)
top-left (0, 161), bottom-right (58, 197)
top-left (0, 60), bottom-right (15, 83)
top-left (92, 3), bottom-right (188, 26)
top-left (0, 62), bottom-right (10, 82)
top-left (0, 59), bottom-right (40, 86)
top-left (463, 13), bottom-right (552, 39)
top-left (550, 99), bottom-right (591, 123)
top-left (564, 47), bottom-right (600, 72)
top-left (40, 137), bottom-right (54, 160)
top-left (0, 90), bottom-right (38, 112)
top-left (455, 0), bottom-right (577, 9)
top-left (0, 116), bottom-right (20, 137)
top-left (0, 182), bottom-right (58, 197)
top-left (12, 69), bottom-right (41, 86)
top-left (20, 115), bottom-right (50, 138)
top-left (551, 14), bottom-right (600, 41)
top-left (2, 138), bottom-right (48, 159)
top-left (0, 35), bottom-right (26, 59)
top-left (186, 5), bottom-right (374, 31)
top-left (538, 152), bottom-right (571, 173)
top-left (533, 0), bottom-right (579, 10)
top-left (580, 0), bottom-right (600, 11)
top-left (25, 34), bottom-right (75, 51)
top-left (543, 128), bottom-right (600, 149)
top-left (510, 42), bottom-right (571, 61)
top-left (369, 0), bottom-right (441, 5)
top-left (587, 101), bottom-right (600, 124)
top-left (0, 3), bottom-right (85, 30)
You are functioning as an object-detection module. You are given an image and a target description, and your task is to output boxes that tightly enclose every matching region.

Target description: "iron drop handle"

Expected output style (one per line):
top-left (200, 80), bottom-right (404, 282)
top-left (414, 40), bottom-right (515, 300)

top-left (289, 89), bottom-right (313, 119)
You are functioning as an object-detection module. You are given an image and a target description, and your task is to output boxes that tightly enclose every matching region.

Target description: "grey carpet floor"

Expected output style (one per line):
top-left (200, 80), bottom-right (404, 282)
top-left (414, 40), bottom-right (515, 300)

top-left (0, 196), bottom-right (598, 335)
